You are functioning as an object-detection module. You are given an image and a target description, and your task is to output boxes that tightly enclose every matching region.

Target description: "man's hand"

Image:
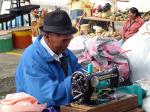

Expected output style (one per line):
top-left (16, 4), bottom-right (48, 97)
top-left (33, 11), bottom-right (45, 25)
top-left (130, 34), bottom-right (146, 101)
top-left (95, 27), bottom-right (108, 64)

top-left (71, 71), bottom-right (94, 103)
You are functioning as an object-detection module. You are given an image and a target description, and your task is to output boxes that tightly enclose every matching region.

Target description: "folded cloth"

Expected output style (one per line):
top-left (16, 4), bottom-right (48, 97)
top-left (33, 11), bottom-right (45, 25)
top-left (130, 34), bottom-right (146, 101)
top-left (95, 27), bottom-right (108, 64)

top-left (0, 92), bottom-right (46, 112)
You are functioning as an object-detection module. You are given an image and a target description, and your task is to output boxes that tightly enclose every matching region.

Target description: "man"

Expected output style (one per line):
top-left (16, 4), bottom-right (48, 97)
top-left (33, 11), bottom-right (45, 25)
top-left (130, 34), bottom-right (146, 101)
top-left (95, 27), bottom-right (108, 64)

top-left (15, 9), bottom-right (82, 108)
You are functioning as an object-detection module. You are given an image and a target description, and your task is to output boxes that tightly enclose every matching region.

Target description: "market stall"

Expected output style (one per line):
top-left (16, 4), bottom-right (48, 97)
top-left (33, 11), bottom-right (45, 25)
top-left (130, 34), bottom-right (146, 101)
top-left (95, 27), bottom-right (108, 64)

top-left (0, 1), bottom-right (149, 112)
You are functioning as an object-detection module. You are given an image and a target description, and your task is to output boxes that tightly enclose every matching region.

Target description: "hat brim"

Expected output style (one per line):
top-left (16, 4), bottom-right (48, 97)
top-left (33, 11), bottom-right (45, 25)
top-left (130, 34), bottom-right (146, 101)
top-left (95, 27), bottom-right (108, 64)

top-left (40, 26), bottom-right (78, 34)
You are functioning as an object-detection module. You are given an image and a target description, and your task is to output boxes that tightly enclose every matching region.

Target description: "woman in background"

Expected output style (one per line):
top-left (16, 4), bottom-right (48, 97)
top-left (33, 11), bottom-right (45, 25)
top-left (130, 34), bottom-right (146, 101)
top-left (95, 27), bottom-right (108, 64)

top-left (120, 7), bottom-right (144, 45)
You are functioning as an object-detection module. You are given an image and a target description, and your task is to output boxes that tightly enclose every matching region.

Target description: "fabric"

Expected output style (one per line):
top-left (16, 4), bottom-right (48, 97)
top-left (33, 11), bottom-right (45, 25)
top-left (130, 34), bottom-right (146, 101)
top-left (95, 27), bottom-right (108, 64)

top-left (119, 39), bottom-right (125, 47)
top-left (0, 92), bottom-right (46, 112)
top-left (15, 35), bottom-right (82, 107)
top-left (79, 38), bottom-right (129, 80)
top-left (117, 84), bottom-right (146, 106)
top-left (122, 16), bottom-right (144, 40)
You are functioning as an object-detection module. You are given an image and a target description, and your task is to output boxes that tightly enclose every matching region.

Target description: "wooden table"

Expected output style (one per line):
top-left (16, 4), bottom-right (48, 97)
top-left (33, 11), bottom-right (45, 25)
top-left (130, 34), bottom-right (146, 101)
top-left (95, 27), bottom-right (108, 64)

top-left (78, 16), bottom-right (124, 32)
top-left (61, 94), bottom-right (144, 112)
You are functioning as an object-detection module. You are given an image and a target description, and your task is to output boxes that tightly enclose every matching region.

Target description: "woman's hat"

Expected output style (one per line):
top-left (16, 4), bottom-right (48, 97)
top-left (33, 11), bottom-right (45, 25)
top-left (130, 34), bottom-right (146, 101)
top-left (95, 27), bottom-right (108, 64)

top-left (41, 9), bottom-right (78, 34)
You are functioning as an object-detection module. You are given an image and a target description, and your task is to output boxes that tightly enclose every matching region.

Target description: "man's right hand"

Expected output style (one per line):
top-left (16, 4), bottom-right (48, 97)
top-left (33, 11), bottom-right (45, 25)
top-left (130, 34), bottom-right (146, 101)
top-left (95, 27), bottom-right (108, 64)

top-left (71, 71), bottom-right (94, 103)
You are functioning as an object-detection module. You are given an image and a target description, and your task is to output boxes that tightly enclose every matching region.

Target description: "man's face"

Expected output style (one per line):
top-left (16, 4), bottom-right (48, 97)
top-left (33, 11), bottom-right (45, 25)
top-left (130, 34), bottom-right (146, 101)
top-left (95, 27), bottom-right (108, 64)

top-left (47, 33), bottom-right (73, 54)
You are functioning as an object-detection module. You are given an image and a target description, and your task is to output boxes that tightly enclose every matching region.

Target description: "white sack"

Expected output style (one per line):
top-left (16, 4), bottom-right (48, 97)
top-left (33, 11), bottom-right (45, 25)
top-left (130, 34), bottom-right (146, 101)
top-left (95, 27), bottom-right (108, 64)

top-left (122, 20), bottom-right (150, 83)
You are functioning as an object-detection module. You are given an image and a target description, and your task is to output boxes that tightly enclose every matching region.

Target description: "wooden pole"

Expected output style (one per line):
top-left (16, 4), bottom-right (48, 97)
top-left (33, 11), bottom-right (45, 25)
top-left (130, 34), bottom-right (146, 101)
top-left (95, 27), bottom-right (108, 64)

top-left (111, 0), bottom-right (117, 13)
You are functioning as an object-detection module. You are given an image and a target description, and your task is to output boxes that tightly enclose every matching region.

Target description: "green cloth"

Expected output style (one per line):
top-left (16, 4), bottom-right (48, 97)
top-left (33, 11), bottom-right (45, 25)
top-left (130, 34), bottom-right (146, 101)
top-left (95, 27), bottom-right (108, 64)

top-left (117, 84), bottom-right (146, 106)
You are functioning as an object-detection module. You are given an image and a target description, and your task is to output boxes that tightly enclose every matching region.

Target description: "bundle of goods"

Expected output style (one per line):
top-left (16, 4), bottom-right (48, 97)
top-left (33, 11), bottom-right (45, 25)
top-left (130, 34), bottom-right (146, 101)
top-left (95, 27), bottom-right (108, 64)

top-left (92, 3), bottom-right (112, 19)
top-left (109, 10), bottom-right (128, 21)
top-left (141, 11), bottom-right (150, 21)
top-left (84, 26), bottom-right (121, 39)
top-left (83, 2), bottom-right (94, 16)
top-left (80, 24), bottom-right (91, 34)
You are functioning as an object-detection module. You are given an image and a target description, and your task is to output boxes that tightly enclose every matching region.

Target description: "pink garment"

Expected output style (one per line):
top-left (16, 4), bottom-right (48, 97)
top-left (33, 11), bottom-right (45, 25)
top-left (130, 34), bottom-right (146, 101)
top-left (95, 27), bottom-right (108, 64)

top-left (79, 38), bottom-right (129, 79)
top-left (122, 16), bottom-right (144, 40)
top-left (0, 92), bottom-right (46, 112)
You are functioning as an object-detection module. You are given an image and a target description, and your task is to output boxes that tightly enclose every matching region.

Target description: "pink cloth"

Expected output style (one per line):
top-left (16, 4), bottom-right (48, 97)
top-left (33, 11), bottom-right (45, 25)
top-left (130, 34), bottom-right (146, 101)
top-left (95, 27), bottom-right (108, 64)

top-left (122, 16), bottom-right (144, 40)
top-left (79, 38), bottom-right (129, 79)
top-left (0, 92), bottom-right (46, 112)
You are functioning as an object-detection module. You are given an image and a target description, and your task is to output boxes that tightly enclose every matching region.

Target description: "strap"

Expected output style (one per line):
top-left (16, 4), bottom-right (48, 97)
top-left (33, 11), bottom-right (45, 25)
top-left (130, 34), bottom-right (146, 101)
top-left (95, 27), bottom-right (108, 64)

top-left (60, 56), bottom-right (68, 77)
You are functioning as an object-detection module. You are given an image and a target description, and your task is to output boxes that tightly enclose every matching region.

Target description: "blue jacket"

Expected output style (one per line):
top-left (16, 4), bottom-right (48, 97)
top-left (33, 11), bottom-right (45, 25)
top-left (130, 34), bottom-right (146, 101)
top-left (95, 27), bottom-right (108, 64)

top-left (15, 35), bottom-right (82, 107)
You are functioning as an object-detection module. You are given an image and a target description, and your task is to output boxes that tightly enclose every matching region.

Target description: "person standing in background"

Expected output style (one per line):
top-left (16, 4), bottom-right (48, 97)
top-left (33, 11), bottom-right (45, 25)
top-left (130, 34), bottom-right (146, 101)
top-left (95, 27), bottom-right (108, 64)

top-left (120, 7), bottom-right (144, 45)
top-left (68, 0), bottom-right (85, 26)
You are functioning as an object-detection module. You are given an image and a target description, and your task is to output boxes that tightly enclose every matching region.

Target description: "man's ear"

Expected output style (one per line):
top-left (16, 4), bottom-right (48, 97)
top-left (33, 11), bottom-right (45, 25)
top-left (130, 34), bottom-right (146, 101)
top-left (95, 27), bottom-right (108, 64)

top-left (45, 33), bottom-right (49, 38)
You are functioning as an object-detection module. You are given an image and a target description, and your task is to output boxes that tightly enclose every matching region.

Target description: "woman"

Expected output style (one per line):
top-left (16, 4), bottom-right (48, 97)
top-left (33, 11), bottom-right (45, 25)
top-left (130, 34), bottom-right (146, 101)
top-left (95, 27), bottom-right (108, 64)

top-left (120, 7), bottom-right (144, 45)
top-left (68, 0), bottom-right (85, 26)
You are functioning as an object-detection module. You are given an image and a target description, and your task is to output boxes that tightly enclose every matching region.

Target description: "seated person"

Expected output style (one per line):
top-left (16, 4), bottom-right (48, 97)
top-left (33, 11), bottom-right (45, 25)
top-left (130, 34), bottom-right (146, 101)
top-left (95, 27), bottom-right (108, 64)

top-left (15, 9), bottom-right (82, 111)
top-left (120, 7), bottom-right (144, 45)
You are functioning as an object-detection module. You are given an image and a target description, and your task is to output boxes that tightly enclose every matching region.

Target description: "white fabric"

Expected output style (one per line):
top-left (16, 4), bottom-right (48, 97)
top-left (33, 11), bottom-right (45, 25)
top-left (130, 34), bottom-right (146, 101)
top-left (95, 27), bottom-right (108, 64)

top-left (137, 79), bottom-right (150, 112)
top-left (68, 35), bottom-right (97, 57)
top-left (122, 20), bottom-right (150, 83)
top-left (143, 96), bottom-right (150, 112)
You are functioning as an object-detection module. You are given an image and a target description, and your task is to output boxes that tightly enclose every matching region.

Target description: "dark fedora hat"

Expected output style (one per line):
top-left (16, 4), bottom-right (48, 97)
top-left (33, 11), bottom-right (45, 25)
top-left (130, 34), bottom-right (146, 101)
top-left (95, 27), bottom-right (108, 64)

top-left (41, 9), bottom-right (78, 34)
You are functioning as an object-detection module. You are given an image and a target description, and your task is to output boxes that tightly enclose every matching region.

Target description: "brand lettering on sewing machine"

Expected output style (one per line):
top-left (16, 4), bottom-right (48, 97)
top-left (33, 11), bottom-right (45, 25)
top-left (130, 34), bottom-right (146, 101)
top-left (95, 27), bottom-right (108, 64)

top-left (98, 74), bottom-right (117, 80)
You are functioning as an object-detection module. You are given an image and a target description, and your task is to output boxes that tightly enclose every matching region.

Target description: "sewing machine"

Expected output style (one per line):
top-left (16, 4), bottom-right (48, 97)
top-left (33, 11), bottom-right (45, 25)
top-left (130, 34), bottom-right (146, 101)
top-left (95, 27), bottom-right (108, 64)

top-left (61, 66), bottom-right (144, 112)
top-left (71, 66), bottom-right (119, 105)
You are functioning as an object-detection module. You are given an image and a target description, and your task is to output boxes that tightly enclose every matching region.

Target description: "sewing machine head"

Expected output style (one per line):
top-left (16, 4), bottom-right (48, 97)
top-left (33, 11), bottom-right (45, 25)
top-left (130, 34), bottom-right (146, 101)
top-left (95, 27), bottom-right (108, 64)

top-left (71, 66), bottom-right (119, 105)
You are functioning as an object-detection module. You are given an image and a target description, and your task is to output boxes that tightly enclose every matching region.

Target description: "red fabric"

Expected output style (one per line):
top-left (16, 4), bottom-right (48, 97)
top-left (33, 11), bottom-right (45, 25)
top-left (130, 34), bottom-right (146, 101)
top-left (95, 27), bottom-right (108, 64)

top-left (122, 16), bottom-right (144, 40)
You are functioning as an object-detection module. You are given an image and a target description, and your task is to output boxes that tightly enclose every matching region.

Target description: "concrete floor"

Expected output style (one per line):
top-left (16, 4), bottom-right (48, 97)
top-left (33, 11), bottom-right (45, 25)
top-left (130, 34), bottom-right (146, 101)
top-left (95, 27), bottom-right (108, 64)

top-left (0, 49), bottom-right (23, 99)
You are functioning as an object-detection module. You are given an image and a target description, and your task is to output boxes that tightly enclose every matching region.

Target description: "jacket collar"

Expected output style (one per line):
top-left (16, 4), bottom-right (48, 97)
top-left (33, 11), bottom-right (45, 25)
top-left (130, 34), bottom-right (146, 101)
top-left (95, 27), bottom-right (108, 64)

top-left (127, 16), bottom-right (141, 22)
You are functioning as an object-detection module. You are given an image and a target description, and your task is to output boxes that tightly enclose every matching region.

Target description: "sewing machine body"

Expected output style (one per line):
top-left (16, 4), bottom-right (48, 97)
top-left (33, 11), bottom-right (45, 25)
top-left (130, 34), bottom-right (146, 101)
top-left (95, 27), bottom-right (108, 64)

top-left (72, 66), bottom-right (120, 104)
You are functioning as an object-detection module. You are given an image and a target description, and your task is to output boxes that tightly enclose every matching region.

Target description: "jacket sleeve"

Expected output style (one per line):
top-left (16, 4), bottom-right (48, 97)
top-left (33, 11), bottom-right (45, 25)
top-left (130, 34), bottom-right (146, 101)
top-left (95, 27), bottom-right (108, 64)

top-left (23, 63), bottom-right (73, 107)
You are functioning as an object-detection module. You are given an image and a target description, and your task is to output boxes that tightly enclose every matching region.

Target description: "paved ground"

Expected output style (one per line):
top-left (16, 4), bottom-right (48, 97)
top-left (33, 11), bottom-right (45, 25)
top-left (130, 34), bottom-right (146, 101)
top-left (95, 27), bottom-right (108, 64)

top-left (0, 49), bottom-right (23, 99)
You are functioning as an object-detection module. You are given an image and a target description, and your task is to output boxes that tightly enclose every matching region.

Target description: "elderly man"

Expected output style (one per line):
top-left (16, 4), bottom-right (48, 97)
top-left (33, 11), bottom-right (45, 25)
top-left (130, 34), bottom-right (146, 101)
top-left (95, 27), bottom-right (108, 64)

top-left (15, 9), bottom-right (82, 110)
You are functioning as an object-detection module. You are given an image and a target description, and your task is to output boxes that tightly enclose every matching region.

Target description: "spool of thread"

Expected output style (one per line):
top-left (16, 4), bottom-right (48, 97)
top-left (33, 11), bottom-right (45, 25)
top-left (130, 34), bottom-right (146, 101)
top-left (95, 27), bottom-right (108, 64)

top-left (88, 63), bottom-right (93, 75)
